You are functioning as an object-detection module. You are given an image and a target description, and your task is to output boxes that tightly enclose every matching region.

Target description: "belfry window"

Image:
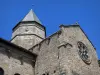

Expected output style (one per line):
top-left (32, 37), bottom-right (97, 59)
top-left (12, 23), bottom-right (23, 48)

top-left (0, 67), bottom-right (4, 75)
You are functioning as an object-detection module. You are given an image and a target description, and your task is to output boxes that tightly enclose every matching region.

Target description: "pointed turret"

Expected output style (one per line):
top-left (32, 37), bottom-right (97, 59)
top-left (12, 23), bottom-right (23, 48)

top-left (11, 9), bottom-right (46, 49)
top-left (22, 9), bottom-right (42, 24)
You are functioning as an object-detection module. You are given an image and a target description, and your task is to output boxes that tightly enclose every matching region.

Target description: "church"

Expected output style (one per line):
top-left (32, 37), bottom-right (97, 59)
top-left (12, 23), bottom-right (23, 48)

top-left (0, 9), bottom-right (100, 75)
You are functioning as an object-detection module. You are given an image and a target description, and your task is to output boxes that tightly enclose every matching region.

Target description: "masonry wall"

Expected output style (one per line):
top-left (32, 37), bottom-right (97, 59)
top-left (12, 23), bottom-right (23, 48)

top-left (11, 22), bottom-right (45, 49)
top-left (33, 26), bottom-right (100, 75)
top-left (0, 43), bottom-right (35, 75)
top-left (34, 33), bottom-right (60, 75)
top-left (12, 24), bottom-right (45, 39)
top-left (59, 26), bottom-right (100, 75)
top-left (11, 35), bottom-right (43, 49)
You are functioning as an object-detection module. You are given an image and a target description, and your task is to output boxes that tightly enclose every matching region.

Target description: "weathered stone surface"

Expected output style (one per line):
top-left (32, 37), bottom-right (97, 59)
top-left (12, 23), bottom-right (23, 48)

top-left (32, 25), bottom-right (100, 75)
top-left (11, 22), bottom-right (45, 50)
top-left (12, 24), bottom-right (45, 39)
top-left (0, 44), bottom-right (35, 75)
top-left (11, 35), bottom-right (43, 50)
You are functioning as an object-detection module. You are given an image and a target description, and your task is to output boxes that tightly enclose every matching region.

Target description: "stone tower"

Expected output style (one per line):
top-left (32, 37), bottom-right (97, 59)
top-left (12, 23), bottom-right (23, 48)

top-left (11, 9), bottom-right (46, 49)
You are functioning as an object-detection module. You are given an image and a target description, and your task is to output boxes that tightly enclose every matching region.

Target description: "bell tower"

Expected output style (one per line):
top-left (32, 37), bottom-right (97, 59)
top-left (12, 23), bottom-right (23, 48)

top-left (11, 9), bottom-right (46, 49)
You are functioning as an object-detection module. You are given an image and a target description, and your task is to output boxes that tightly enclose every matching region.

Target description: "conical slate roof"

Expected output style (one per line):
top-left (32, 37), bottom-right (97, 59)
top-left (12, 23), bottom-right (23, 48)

top-left (22, 9), bottom-right (42, 24)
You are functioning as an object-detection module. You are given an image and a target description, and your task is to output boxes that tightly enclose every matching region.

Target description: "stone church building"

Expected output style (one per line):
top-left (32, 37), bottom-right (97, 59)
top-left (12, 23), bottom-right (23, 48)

top-left (0, 9), bottom-right (100, 75)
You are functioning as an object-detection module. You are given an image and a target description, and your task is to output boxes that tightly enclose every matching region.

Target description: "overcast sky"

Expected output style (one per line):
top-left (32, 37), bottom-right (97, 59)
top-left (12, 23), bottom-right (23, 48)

top-left (0, 0), bottom-right (100, 59)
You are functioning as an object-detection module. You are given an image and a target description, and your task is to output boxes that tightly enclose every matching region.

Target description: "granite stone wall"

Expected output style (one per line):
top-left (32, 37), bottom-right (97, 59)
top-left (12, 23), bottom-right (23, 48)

top-left (11, 35), bottom-right (43, 49)
top-left (33, 25), bottom-right (100, 75)
top-left (59, 26), bottom-right (100, 75)
top-left (0, 43), bottom-right (35, 75)
top-left (11, 22), bottom-right (45, 50)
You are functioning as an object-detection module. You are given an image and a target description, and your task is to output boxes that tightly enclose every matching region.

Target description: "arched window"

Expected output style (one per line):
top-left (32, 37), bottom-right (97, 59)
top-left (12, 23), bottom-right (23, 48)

top-left (14, 73), bottom-right (20, 75)
top-left (0, 67), bottom-right (4, 75)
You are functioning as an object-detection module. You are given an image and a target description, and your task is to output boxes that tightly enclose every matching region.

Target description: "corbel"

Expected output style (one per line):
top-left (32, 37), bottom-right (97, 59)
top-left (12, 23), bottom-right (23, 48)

top-left (31, 59), bottom-right (36, 67)
top-left (6, 49), bottom-right (11, 58)
top-left (38, 43), bottom-right (41, 51)
top-left (19, 55), bottom-right (23, 65)
top-left (57, 30), bottom-right (62, 38)
top-left (45, 38), bottom-right (50, 45)
top-left (29, 48), bottom-right (33, 52)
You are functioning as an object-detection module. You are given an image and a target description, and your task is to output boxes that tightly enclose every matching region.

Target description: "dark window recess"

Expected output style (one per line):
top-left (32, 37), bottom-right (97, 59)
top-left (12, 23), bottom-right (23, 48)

top-left (47, 72), bottom-right (49, 75)
top-left (54, 70), bottom-right (56, 73)
top-left (0, 67), bottom-right (4, 75)
top-left (42, 72), bottom-right (49, 75)
top-left (14, 73), bottom-right (20, 75)
top-left (98, 60), bottom-right (100, 67)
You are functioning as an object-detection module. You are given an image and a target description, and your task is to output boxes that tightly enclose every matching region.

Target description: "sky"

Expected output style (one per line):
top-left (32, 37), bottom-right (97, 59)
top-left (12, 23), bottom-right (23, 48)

top-left (0, 0), bottom-right (100, 59)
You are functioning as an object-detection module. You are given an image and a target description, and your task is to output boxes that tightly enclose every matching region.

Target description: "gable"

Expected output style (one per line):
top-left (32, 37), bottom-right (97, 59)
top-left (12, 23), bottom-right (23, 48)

top-left (33, 25), bottom-right (100, 75)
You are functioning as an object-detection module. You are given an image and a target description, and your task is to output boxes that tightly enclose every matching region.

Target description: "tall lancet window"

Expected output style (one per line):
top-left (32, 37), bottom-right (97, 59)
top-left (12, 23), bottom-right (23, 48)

top-left (0, 67), bottom-right (4, 75)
